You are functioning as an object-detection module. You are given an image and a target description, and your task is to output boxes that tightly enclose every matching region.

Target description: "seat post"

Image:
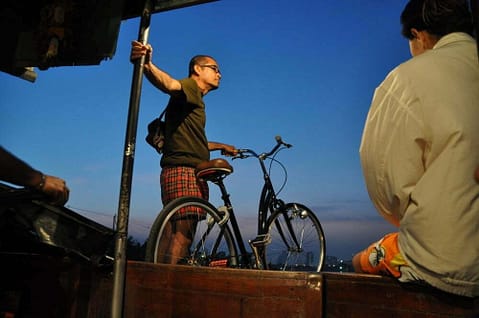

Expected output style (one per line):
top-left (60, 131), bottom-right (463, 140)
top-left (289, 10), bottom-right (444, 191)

top-left (212, 177), bottom-right (233, 209)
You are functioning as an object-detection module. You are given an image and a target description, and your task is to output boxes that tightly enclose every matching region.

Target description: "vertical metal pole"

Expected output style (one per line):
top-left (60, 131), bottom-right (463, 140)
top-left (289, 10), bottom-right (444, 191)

top-left (111, 1), bottom-right (152, 317)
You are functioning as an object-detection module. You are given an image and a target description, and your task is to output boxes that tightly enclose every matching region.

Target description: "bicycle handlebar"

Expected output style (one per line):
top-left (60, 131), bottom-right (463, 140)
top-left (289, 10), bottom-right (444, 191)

top-left (233, 135), bottom-right (292, 160)
top-left (275, 135), bottom-right (292, 149)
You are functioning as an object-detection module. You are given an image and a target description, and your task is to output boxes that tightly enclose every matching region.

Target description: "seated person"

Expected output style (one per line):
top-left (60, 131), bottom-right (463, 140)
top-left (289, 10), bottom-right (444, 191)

top-left (353, 0), bottom-right (479, 298)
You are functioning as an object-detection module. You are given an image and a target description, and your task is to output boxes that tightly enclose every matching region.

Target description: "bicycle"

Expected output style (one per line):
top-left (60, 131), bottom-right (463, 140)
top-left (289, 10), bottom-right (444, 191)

top-left (145, 136), bottom-right (326, 272)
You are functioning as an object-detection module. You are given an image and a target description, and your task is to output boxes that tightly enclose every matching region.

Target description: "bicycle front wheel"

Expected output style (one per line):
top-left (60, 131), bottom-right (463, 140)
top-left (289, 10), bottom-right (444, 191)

top-left (145, 196), bottom-right (237, 267)
top-left (265, 203), bottom-right (325, 272)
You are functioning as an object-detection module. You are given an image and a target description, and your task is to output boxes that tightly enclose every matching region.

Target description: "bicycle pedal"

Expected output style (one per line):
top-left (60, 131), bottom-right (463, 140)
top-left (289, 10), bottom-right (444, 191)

top-left (249, 234), bottom-right (271, 246)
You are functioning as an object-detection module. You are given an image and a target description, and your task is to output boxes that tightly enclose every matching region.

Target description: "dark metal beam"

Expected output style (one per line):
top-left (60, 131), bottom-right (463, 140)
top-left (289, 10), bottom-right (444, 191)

top-left (112, 0), bottom-right (220, 317)
top-left (111, 0), bottom-right (152, 316)
top-left (122, 0), bottom-right (219, 20)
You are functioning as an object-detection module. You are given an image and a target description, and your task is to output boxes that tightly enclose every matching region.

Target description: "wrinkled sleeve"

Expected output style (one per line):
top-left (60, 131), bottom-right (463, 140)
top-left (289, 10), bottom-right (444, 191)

top-left (359, 71), bottom-right (426, 226)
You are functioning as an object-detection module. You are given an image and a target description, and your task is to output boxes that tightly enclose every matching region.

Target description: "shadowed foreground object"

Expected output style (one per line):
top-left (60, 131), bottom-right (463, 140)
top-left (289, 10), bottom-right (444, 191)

top-left (1, 258), bottom-right (478, 317)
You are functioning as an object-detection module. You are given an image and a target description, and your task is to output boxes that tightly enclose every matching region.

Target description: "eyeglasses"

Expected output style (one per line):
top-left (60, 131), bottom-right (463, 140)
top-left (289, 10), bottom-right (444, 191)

top-left (199, 64), bottom-right (221, 74)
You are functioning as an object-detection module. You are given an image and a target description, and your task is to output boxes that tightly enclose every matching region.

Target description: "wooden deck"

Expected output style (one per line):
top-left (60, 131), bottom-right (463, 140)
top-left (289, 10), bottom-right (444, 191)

top-left (1, 254), bottom-right (478, 317)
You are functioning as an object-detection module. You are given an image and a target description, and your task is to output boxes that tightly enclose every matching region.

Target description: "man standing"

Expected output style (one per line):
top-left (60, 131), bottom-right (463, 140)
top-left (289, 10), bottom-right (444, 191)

top-left (353, 0), bottom-right (479, 297)
top-left (130, 41), bottom-right (237, 264)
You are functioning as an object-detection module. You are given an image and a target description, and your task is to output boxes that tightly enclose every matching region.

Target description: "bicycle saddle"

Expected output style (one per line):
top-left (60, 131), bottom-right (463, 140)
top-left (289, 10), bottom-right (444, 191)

top-left (195, 158), bottom-right (233, 181)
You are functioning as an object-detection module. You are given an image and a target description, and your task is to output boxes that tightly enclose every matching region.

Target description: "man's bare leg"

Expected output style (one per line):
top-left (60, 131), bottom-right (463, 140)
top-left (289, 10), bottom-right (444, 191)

top-left (156, 221), bottom-right (173, 263)
top-left (164, 219), bottom-right (196, 265)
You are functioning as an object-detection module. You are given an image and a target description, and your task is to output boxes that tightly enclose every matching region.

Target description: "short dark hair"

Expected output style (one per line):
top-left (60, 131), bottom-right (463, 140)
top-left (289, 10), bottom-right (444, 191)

top-left (400, 0), bottom-right (474, 39)
top-left (188, 55), bottom-right (216, 76)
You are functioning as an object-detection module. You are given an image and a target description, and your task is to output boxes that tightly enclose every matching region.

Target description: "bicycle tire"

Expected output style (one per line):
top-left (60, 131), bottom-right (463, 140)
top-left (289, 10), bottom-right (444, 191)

top-left (145, 196), bottom-right (238, 267)
top-left (265, 202), bottom-right (326, 272)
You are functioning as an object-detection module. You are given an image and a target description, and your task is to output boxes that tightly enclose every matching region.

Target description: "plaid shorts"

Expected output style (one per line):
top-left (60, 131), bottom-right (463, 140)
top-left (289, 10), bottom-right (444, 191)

top-left (160, 166), bottom-right (209, 218)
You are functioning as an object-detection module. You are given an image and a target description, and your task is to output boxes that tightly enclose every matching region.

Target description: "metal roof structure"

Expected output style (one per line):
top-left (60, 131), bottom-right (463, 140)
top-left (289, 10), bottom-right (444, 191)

top-left (0, 0), bottom-right (217, 82)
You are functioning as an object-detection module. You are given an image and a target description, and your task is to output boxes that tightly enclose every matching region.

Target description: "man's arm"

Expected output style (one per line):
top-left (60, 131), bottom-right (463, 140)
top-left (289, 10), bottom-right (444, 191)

top-left (143, 62), bottom-right (182, 94)
top-left (208, 142), bottom-right (238, 156)
top-left (0, 146), bottom-right (69, 205)
top-left (360, 75), bottom-right (425, 227)
top-left (0, 146), bottom-right (44, 188)
top-left (130, 41), bottom-right (181, 94)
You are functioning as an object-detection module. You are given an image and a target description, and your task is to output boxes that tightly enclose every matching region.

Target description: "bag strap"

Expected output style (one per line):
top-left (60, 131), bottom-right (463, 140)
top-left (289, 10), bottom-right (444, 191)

top-left (158, 107), bottom-right (167, 120)
top-left (153, 107), bottom-right (168, 135)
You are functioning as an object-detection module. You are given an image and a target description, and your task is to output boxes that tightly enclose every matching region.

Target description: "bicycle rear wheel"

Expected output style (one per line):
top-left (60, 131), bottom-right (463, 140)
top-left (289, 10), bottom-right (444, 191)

top-left (265, 202), bottom-right (325, 272)
top-left (145, 196), bottom-right (238, 267)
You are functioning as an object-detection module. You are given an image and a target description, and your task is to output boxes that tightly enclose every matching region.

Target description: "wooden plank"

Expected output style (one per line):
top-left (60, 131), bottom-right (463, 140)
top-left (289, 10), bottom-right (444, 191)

top-left (2, 255), bottom-right (478, 318)
top-left (322, 272), bottom-right (479, 318)
top-left (87, 263), bottom-right (479, 317)
top-left (122, 261), bottom-right (323, 318)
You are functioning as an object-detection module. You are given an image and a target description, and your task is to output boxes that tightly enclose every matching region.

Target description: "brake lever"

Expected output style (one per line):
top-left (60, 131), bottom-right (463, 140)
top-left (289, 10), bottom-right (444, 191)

top-left (232, 154), bottom-right (246, 160)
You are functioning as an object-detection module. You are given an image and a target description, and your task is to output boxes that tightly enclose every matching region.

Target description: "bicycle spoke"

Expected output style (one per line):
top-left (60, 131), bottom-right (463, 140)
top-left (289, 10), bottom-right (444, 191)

top-left (265, 203), bottom-right (325, 272)
top-left (145, 197), bottom-right (237, 267)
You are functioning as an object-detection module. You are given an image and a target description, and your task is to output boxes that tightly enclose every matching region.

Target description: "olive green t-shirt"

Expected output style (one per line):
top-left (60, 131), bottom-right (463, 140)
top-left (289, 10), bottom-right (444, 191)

top-left (160, 78), bottom-right (209, 168)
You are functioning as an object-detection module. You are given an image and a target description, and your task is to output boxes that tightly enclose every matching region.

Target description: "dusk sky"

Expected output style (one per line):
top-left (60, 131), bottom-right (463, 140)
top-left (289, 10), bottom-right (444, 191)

top-left (0, 1), bottom-right (413, 259)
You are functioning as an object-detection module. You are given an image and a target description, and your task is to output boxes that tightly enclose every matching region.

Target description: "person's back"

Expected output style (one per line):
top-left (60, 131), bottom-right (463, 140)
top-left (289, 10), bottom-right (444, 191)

top-left (392, 31), bottom-right (479, 296)
top-left (354, 0), bottom-right (479, 297)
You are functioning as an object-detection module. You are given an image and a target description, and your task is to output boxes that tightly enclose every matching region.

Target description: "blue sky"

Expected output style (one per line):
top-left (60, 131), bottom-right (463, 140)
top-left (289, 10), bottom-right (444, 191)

top-left (1, 1), bottom-right (412, 259)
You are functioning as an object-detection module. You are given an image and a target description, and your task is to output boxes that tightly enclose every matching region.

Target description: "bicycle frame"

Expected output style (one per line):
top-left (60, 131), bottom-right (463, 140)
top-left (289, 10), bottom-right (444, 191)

top-left (212, 178), bottom-right (250, 266)
top-left (210, 136), bottom-right (301, 269)
top-left (146, 136), bottom-right (325, 271)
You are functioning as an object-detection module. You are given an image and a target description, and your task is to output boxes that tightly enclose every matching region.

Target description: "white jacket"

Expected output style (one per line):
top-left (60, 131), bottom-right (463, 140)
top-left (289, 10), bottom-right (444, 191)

top-left (360, 32), bottom-right (479, 297)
